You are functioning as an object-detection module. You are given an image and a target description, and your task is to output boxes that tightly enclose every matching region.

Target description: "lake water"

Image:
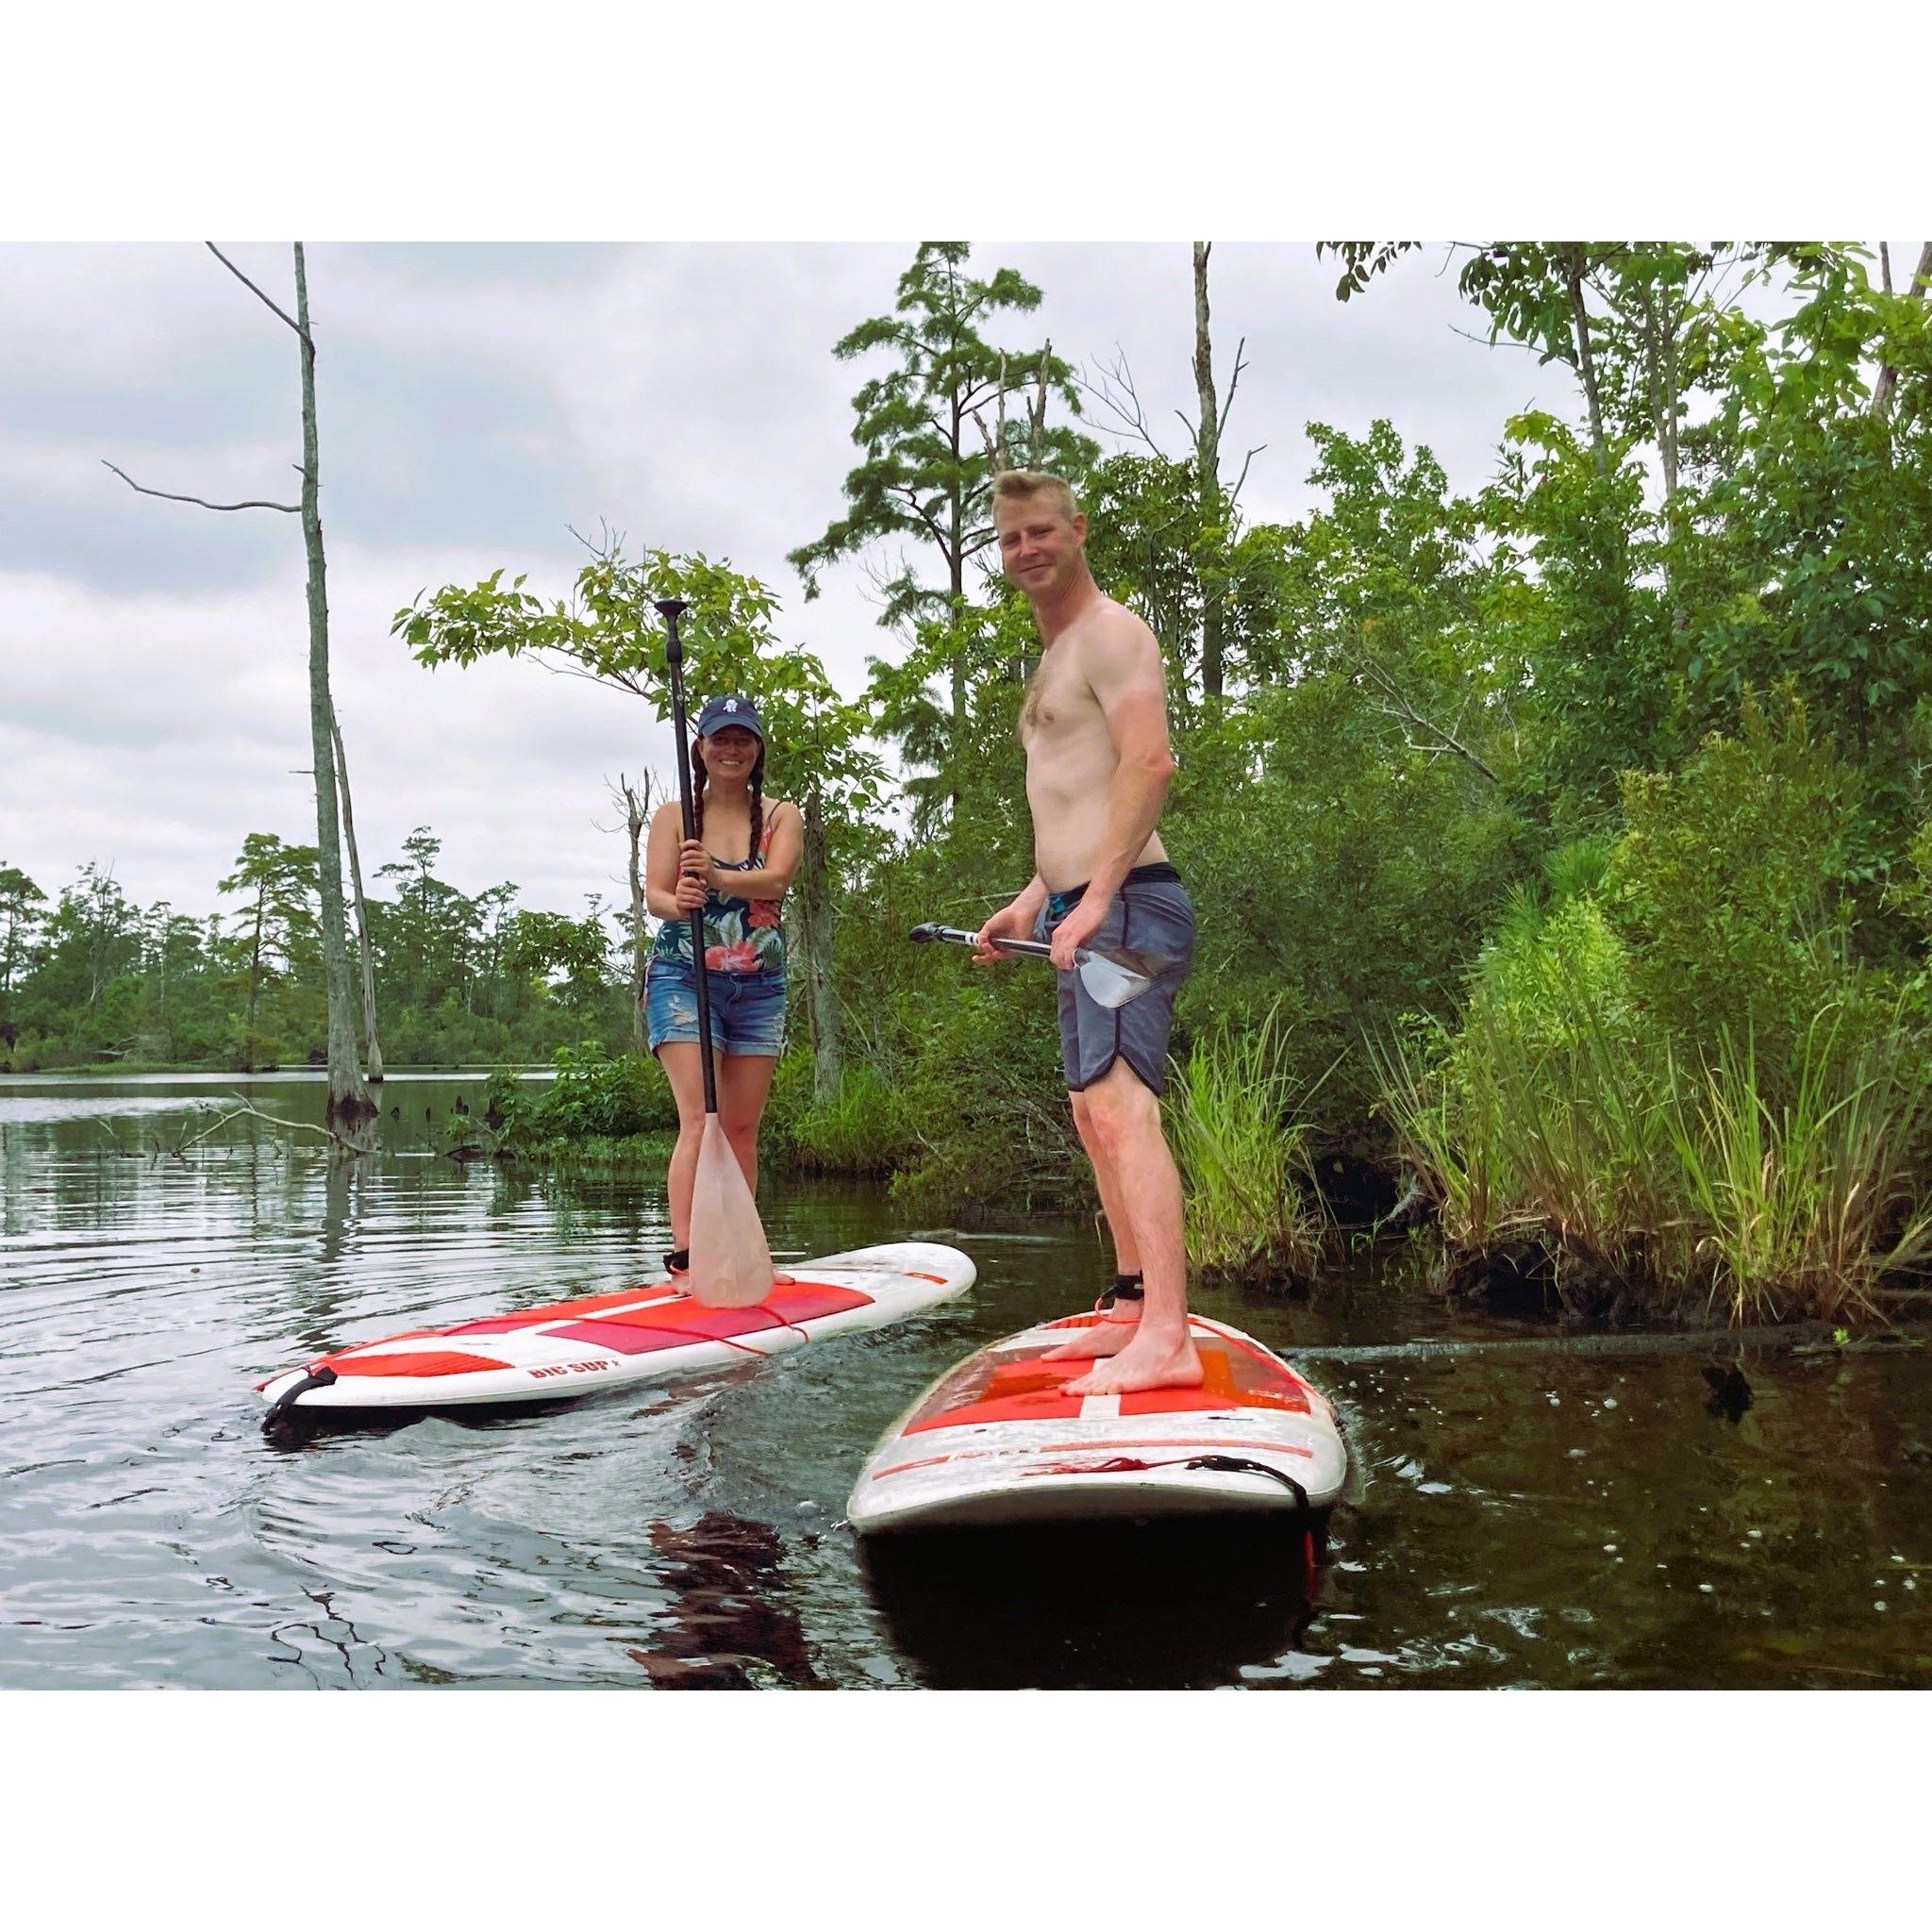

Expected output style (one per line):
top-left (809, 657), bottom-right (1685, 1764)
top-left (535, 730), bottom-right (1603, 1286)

top-left (4, 1071), bottom-right (1930, 1689)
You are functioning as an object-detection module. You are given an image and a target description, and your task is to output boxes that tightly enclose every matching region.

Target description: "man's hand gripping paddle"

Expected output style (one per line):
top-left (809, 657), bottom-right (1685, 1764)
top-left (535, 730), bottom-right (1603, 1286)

top-left (658, 598), bottom-right (774, 1308)
top-left (908, 923), bottom-right (1167, 1010)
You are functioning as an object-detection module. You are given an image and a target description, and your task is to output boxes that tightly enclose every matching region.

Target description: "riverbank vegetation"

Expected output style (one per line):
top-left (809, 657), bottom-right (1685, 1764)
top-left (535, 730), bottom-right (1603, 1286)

top-left (10, 240), bottom-right (1932, 1324)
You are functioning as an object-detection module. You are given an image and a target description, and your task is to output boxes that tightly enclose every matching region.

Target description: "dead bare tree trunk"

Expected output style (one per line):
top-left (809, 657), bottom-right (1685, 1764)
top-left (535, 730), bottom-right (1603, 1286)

top-left (329, 698), bottom-right (383, 1083)
top-left (1192, 242), bottom-right (1227, 703)
top-left (102, 243), bottom-right (375, 1151)
top-left (616, 772), bottom-right (653, 1053)
top-left (293, 245), bottom-right (376, 1150)
top-left (797, 786), bottom-right (841, 1101)
top-left (1873, 241), bottom-right (1932, 418)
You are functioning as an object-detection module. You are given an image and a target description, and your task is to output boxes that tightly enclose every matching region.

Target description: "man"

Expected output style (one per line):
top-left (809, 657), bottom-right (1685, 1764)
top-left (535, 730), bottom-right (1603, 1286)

top-left (974, 469), bottom-right (1201, 1396)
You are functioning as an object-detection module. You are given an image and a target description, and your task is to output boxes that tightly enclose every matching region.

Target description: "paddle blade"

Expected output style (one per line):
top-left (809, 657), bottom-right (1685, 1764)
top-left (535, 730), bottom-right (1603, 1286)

top-left (687, 1114), bottom-right (774, 1307)
top-left (1074, 947), bottom-right (1157, 1009)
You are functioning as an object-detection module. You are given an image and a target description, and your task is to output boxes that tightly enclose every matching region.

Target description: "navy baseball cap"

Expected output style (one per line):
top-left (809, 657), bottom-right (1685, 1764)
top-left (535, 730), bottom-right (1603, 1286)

top-left (695, 694), bottom-right (765, 741)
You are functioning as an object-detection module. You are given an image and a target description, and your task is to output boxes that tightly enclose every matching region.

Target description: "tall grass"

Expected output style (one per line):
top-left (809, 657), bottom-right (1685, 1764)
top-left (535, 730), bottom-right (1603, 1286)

top-left (1667, 1009), bottom-right (1932, 1323)
top-left (1365, 1018), bottom-right (1513, 1253)
top-left (1167, 999), bottom-right (1327, 1282)
top-left (1373, 974), bottom-right (1932, 1323)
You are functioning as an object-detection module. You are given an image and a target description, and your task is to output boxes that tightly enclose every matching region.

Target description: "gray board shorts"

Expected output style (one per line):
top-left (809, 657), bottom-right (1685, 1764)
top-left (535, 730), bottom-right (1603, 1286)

top-left (1037, 862), bottom-right (1196, 1096)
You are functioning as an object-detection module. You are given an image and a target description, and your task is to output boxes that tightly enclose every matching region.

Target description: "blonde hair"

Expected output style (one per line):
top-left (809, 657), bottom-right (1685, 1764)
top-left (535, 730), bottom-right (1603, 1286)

top-left (991, 469), bottom-right (1079, 522)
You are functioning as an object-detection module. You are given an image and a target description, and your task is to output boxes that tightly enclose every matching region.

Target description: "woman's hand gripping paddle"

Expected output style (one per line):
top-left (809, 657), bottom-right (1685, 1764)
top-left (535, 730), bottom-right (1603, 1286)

top-left (908, 923), bottom-right (1166, 1010)
top-left (658, 598), bottom-right (774, 1308)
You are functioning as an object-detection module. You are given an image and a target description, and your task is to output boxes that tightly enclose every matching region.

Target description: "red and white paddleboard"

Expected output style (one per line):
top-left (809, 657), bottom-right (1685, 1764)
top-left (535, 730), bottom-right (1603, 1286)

top-left (848, 1310), bottom-right (1347, 1532)
top-left (257, 1241), bottom-right (974, 1419)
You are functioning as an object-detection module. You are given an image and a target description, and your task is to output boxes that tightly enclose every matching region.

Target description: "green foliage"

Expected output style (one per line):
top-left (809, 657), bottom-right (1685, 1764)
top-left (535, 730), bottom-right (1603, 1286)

top-left (1, 831), bottom-right (635, 1073)
top-left (1373, 827), bottom-right (1932, 1321)
top-left (765, 1057), bottom-right (913, 1177)
top-left (1167, 1000), bottom-right (1326, 1282)
top-left (1611, 692), bottom-right (1867, 1065)
top-left (0, 864), bottom-right (47, 995)
top-left (397, 541), bottom-right (887, 901)
top-left (490, 1041), bottom-right (676, 1145)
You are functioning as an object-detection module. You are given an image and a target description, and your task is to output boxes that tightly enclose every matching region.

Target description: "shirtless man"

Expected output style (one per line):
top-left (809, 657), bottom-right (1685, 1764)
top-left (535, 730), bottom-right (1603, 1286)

top-left (974, 470), bottom-right (1202, 1396)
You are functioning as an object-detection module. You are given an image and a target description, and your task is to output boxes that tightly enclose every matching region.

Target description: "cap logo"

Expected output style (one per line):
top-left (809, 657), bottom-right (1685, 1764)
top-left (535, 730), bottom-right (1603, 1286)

top-left (725, 699), bottom-right (739, 712)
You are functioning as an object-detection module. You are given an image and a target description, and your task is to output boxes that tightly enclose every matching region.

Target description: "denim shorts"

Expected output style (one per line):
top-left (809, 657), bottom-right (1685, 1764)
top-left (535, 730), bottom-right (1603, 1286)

top-left (642, 958), bottom-right (787, 1058)
top-left (1038, 862), bottom-right (1195, 1095)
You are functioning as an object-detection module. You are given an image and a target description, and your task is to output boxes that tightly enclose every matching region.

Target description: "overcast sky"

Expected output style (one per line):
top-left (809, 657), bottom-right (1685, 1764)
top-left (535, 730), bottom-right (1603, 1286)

top-left (0, 240), bottom-right (1818, 922)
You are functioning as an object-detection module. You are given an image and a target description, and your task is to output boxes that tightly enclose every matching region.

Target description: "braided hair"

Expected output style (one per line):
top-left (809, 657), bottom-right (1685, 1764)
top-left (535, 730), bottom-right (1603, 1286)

top-left (691, 733), bottom-right (767, 867)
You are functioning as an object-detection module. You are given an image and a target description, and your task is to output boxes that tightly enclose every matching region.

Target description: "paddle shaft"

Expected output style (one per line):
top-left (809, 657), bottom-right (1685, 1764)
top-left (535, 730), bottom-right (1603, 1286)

top-left (658, 598), bottom-right (718, 1115)
top-left (920, 924), bottom-right (1062, 964)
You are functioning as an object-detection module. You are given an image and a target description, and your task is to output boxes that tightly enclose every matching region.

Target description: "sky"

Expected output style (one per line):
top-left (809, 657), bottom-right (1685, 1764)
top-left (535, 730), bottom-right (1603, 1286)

top-left (0, 238), bottom-right (1584, 926)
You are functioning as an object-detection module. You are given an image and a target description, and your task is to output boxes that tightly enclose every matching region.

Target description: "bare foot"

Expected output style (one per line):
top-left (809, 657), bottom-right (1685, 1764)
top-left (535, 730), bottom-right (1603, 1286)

top-left (1042, 1311), bottom-right (1140, 1360)
top-left (1063, 1327), bottom-right (1204, 1397)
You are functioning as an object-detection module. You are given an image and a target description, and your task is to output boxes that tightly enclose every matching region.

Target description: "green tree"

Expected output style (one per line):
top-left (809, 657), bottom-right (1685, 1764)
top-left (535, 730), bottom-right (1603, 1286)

top-left (396, 542), bottom-right (887, 1095)
top-left (503, 908), bottom-right (612, 1024)
top-left (0, 866), bottom-right (45, 994)
top-left (788, 242), bottom-right (1096, 745)
top-left (218, 833), bottom-right (320, 1071)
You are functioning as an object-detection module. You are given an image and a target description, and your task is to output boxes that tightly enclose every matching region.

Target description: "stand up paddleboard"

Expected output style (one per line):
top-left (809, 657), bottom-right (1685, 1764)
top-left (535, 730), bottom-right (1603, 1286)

top-left (848, 1310), bottom-right (1346, 1533)
top-left (258, 1241), bottom-right (974, 1424)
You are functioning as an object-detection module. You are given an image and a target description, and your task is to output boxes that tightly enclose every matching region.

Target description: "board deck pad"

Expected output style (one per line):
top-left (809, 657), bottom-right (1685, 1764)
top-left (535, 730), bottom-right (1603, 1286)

top-left (848, 1311), bottom-right (1348, 1533)
top-left (257, 1241), bottom-right (974, 1416)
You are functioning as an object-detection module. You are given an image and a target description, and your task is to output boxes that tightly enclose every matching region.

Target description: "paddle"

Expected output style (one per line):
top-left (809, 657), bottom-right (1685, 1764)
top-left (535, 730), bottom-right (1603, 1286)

top-left (908, 922), bottom-right (1169, 1010)
top-left (658, 597), bottom-right (774, 1308)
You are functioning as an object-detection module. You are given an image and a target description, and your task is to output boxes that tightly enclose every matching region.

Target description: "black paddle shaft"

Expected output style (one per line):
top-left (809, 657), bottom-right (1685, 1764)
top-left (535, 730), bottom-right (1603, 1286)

top-left (658, 598), bottom-right (718, 1116)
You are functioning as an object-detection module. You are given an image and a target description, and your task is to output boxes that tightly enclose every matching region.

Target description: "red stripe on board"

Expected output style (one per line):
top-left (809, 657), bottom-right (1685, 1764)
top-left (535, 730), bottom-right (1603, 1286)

top-left (549, 1283), bottom-right (873, 1357)
top-left (448, 1290), bottom-right (682, 1336)
top-left (322, 1349), bottom-right (514, 1378)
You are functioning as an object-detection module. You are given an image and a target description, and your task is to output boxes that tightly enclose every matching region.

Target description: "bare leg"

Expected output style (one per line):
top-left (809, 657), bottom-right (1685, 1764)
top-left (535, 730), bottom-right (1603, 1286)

top-left (1044, 1085), bottom-right (1145, 1360)
top-left (656, 1041), bottom-right (708, 1251)
top-left (717, 1051), bottom-right (792, 1284)
top-left (717, 1051), bottom-right (779, 1195)
top-left (1060, 1059), bottom-right (1201, 1397)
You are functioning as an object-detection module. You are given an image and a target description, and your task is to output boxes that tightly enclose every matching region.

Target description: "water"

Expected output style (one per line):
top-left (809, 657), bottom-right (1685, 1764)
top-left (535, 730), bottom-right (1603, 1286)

top-left (4, 1071), bottom-right (1931, 1689)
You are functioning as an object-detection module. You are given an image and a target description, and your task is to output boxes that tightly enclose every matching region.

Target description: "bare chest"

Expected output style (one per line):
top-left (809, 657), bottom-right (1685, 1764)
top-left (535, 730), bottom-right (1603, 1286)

top-left (1019, 653), bottom-right (1099, 748)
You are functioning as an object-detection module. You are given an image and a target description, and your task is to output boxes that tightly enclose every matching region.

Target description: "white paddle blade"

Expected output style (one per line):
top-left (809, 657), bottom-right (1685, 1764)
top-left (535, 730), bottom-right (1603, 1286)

top-left (687, 1114), bottom-right (774, 1307)
top-left (1074, 948), bottom-right (1154, 1009)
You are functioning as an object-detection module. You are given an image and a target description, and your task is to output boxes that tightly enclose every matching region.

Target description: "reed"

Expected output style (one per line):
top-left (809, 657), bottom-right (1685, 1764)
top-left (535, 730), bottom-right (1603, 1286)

top-left (1373, 967), bottom-right (1932, 1322)
top-left (1168, 999), bottom-right (1327, 1282)
top-left (1667, 1008), bottom-right (1932, 1323)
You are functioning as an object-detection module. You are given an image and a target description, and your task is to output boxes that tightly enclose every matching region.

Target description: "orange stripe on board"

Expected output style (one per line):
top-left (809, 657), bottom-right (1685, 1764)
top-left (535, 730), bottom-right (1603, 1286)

top-left (870, 1436), bottom-right (1312, 1479)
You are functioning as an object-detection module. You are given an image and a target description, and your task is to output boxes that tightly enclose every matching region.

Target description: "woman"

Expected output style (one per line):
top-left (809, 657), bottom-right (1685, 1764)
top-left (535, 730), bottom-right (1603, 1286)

top-left (641, 694), bottom-right (802, 1277)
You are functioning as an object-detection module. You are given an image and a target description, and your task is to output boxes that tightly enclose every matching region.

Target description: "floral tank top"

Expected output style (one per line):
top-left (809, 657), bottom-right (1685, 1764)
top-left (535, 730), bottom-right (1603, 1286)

top-left (651, 819), bottom-right (786, 976)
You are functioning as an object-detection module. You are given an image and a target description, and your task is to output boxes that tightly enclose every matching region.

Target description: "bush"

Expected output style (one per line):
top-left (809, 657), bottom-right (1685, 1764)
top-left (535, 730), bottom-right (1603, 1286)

top-left (766, 1058), bottom-right (914, 1176)
top-left (1611, 691), bottom-right (1866, 1069)
top-left (481, 1041), bottom-right (676, 1150)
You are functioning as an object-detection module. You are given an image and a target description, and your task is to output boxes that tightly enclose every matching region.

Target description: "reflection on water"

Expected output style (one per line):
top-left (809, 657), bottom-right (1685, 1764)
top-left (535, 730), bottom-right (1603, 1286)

top-left (860, 1518), bottom-right (1323, 1690)
top-left (4, 1072), bottom-right (1932, 1689)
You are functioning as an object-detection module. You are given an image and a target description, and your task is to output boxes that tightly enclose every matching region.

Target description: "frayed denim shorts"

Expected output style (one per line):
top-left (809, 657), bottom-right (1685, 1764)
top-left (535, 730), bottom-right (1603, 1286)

top-left (642, 957), bottom-right (787, 1058)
